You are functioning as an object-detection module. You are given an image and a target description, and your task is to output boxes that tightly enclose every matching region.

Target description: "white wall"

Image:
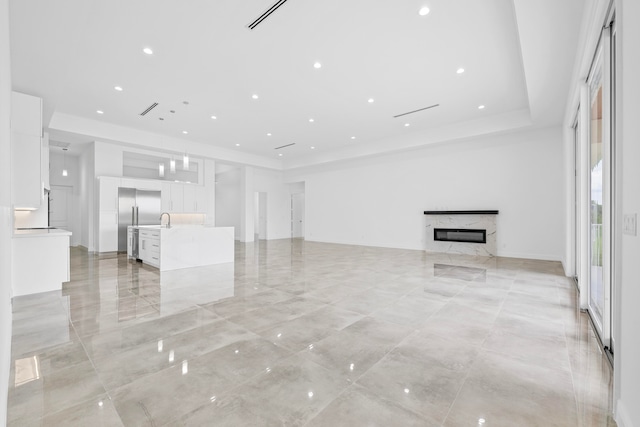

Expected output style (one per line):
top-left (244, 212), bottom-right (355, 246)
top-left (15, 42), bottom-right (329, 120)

top-left (50, 151), bottom-right (81, 246)
top-left (78, 143), bottom-right (95, 250)
top-left (617, 1), bottom-right (640, 425)
top-left (285, 126), bottom-right (565, 260)
top-left (0, 0), bottom-right (11, 422)
top-left (215, 168), bottom-right (241, 239)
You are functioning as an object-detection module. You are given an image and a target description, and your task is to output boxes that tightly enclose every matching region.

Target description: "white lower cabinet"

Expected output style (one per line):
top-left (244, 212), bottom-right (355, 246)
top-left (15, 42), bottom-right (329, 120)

top-left (98, 211), bottom-right (118, 252)
top-left (139, 228), bottom-right (160, 268)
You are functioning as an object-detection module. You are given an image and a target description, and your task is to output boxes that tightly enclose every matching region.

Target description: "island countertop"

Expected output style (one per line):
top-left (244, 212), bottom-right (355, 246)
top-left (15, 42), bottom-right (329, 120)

top-left (13, 228), bottom-right (73, 238)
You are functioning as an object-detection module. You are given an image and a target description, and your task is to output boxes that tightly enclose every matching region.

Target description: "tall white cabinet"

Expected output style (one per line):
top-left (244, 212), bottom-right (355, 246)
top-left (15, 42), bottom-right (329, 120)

top-left (11, 92), bottom-right (45, 209)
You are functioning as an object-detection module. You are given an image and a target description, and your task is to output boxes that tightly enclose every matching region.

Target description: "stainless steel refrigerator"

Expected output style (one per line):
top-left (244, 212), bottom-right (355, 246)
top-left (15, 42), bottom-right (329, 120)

top-left (118, 188), bottom-right (161, 252)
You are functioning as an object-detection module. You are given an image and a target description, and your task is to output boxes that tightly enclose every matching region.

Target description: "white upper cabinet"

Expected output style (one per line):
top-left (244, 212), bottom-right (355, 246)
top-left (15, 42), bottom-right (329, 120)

top-left (11, 92), bottom-right (42, 136)
top-left (42, 132), bottom-right (50, 191)
top-left (183, 185), bottom-right (207, 213)
top-left (11, 92), bottom-right (43, 209)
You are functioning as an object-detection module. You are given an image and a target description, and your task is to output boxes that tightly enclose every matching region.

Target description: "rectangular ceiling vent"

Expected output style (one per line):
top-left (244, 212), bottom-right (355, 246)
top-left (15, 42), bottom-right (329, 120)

top-left (393, 103), bottom-right (440, 118)
top-left (140, 102), bottom-right (159, 116)
top-left (274, 143), bottom-right (295, 150)
top-left (247, 0), bottom-right (289, 30)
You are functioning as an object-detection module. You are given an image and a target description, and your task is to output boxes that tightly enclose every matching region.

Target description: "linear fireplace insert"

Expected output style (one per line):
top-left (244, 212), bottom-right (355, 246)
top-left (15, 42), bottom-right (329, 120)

top-left (434, 228), bottom-right (486, 244)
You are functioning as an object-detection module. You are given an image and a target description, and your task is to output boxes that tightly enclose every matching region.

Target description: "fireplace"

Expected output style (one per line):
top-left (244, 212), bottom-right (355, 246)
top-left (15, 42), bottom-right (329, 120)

top-left (423, 210), bottom-right (498, 256)
top-left (434, 228), bottom-right (486, 244)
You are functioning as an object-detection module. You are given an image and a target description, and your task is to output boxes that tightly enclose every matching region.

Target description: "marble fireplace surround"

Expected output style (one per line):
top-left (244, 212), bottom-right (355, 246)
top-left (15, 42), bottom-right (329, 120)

top-left (424, 210), bottom-right (499, 256)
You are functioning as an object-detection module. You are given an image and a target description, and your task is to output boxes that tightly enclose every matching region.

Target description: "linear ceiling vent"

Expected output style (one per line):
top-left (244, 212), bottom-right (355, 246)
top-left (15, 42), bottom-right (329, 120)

top-left (247, 0), bottom-right (289, 30)
top-left (393, 103), bottom-right (440, 118)
top-left (140, 102), bottom-right (159, 116)
top-left (274, 143), bottom-right (295, 150)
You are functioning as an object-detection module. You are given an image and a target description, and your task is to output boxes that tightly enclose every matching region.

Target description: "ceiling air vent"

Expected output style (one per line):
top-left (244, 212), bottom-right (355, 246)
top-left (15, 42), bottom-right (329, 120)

top-left (274, 143), bottom-right (295, 150)
top-left (393, 103), bottom-right (440, 118)
top-left (140, 102), bottom-right (159, 116)
top-left (247, 0), bottom-right (289, 30)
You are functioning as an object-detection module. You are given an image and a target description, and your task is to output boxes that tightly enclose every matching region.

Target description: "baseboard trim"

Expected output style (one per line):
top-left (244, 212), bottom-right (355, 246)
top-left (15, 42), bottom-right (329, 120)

top-left (616, 399), bottom-right (634, 427)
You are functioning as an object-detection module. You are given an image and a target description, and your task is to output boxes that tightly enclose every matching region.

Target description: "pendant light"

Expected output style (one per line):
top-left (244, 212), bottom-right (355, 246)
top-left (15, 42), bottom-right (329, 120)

top-left (62, 148), bottom-right (68, 177)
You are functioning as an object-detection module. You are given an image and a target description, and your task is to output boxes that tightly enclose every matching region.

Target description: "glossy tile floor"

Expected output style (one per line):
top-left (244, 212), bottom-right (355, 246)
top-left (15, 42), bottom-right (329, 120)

top-left (8, 240), bottom-right (615, 426)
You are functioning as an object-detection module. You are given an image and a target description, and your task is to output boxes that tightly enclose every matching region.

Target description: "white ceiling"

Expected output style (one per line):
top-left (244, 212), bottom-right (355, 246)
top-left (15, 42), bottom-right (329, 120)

top-left (9, 0), bottom-right (584, 169)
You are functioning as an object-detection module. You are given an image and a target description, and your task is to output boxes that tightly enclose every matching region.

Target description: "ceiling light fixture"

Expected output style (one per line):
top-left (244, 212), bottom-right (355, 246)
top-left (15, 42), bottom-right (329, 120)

top-left (267, 133), bottom-right (272, 136)
top-left (114, 86), bottom-right (123, 91)
top-left (183, 153), bottom-right (190, 170)
top-left (456, 68), bottom-right (465, 74)
top-left (96, 110), bottom-right (104, 114)
top-left (311, 146), bottom-right (315, 150)
top-left (159, 163), bottom-right (165, 178)
top-left (478, 105), bottom-right (486, 109)
top-left (404, 123), bottom-right (410, 127)
top-left (351, 136), bottom-right (356, 140)
top-left (309, 118), bottom-right (314, 123)
top-left (235, 143), bottom-right (240, 146)
top-left (182, 130), bottom-right (188, 134)
top-left (368, 98), bottom-right (375, 103)
top-left (313, 62), bottom-right (322, 69)
top-left (62, 148), bottom-right (68, 177)
top-left (252, 94), bottom-right (259, 99)
top-left (143, 47), bottom-right (153, 55)
top-left (418, 6), bottom-right (430, 16)
top-left (170, 159), bottom-right (176, 173)
top-left (211, 115), bottom-right (217, 120)
top-left (278, 153), bottom-right (283, 157)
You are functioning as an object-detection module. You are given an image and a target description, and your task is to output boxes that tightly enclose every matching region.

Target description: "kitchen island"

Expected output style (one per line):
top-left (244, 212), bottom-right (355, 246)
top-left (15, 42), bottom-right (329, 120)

top-left (128, 225), bottom-right (234, 271)
top-left (12, 228), bottom-right (72, 296)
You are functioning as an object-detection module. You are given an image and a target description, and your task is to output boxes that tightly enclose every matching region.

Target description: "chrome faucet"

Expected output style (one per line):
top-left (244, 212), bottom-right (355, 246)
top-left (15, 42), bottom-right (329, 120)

top-left (160, 212), bottom-right (171, 229)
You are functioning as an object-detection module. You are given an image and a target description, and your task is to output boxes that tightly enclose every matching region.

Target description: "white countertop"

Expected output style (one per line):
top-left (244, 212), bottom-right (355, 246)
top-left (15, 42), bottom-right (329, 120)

top-left (13, 228), bottom-right (72, 238)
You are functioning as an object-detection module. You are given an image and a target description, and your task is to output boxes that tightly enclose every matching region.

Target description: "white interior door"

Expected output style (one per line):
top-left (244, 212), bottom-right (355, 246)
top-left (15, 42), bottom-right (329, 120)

top-left (49, 185), bottom-right (72, 230)
top-left (291, 193), bottom-right (305, 238)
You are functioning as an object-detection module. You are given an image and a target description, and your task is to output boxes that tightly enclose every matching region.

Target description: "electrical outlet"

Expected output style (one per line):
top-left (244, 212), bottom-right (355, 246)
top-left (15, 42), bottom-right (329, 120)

top-left (623, 213), bottom-right (637, 236)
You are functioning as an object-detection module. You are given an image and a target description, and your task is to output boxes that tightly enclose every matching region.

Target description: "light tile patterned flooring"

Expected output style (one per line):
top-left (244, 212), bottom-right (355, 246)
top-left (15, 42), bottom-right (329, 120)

top-left (8, 240), bottom-right (615, 426)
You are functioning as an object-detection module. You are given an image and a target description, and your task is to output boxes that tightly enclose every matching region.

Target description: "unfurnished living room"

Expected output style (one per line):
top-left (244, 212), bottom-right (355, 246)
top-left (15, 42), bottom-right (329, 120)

top-left (1, 0), bottom-right (640, 426)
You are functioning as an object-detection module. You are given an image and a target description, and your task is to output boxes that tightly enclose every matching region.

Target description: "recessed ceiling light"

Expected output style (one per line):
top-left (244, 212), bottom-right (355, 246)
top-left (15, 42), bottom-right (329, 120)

top-left (418, 6), bottom-right (430, 16)
top-left (456, 68), bottom-right (465, 74)
top-left (478, 105), bottom-right (485, 109)
top-left (235, 143), bottom-right (240, 146)
top-left (252, 94), bottom-right (259, 99)
top-left (211, 115), bottom-right (217, 120)
top-left (114, 86), bottom-right (123, 91)
top-left (143, 47), bottom-right (153, 55)
top-left (309, 118), bottom-right (314, 123)
top-left (368, 98), bottom-right (375, 103)
top-left (96, 110), bottom-right (104, 114)
top-left (267, 133), bottom-right (272, 136)
top-left (351, 136), bottom-right (356, 140)
top-left (182, 130), bottom-right (188, 134)
top-left (404, 123), bottom-right (410, 127)
top-left (278, 153), bottom-right (283, 157)
top-left (313, 62), bottom-right (322, 69)
top-left (311, 146), bottom-right (315, 149)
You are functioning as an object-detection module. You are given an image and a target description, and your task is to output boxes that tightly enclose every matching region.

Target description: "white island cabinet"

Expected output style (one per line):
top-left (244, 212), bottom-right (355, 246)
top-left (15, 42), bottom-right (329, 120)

top-left (129, 225), bottom-right (234, 271)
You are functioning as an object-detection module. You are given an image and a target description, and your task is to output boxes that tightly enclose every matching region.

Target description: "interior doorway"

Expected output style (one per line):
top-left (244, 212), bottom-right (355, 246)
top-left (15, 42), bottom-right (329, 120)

top-left (49, 185), bottom-right (72, 231)
top-left (291, 193), bottom-right (305, 238)
top-left (254, 192), bottom-right (267, 240)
